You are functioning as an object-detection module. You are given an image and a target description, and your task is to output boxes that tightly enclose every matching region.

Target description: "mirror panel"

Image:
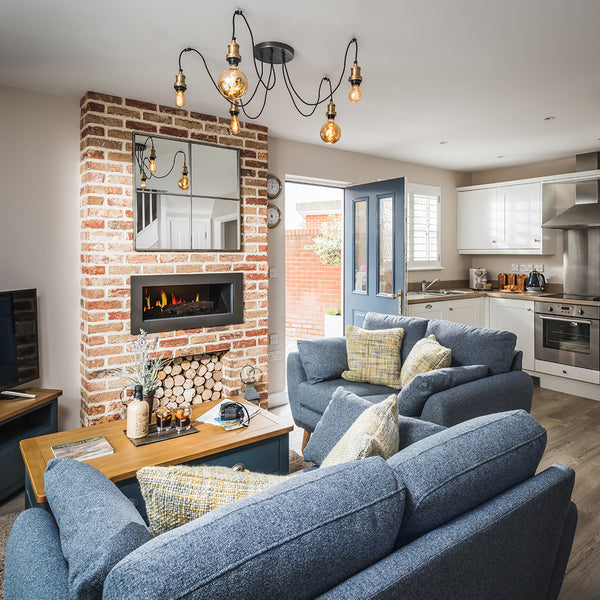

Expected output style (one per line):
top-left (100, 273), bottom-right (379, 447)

top-left (191, 144), bottom-right (240, 199)
top-left (133, 134), bottom-right (240, 251)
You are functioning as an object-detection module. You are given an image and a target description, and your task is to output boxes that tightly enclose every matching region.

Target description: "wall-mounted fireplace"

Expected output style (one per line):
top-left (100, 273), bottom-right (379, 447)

top-left (130, 273), bottom-right (244, 334)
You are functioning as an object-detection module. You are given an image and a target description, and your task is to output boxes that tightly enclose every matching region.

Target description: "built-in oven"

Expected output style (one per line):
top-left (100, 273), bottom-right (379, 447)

top-left (534, 302), bottom-right (600, 371)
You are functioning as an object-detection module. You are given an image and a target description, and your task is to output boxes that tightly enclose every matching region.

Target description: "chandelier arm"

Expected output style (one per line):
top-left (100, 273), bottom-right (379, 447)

top-left (145, 149), bottom-right (188, 181)
top-left (280, 39), bottom-right (354, 109)
top-left (235, 10), bottom-right (277, 91)
top-left (239, 56), bottom-right (273, 109)
top-left (179, 47), bottom-right (230, 100)
top-left (281, 68), bottom-right (329, 118)
top-left (238, 65), bottom-right (275, 120)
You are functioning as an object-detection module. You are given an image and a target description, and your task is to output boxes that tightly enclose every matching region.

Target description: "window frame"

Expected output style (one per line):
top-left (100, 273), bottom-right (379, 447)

top-left (406, 183), bottom-right (442, 271)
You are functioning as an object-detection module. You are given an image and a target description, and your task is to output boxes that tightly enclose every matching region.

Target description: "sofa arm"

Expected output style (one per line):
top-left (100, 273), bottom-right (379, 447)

top-left (420, 370), bottom-right (533, 427)
top-left (287, 352), bottom-right (310, 426)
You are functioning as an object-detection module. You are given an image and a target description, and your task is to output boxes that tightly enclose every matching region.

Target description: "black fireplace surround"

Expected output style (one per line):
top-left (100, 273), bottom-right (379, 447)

top-left (130, 273), bottom-right (244, 334)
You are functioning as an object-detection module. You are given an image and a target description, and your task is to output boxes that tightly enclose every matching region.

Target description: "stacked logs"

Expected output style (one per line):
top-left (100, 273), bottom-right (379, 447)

top-left (154, 353), bottom-right (223, 409)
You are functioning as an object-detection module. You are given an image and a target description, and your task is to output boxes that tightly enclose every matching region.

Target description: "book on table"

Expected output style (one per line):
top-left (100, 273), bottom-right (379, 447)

top-left (51, 434), bottom-right (114, 461)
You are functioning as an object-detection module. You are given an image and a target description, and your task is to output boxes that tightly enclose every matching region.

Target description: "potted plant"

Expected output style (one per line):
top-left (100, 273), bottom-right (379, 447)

top-left (324, 308), bottom-right (343, 338)
top-left (116, 330), bottom-right (171, 420)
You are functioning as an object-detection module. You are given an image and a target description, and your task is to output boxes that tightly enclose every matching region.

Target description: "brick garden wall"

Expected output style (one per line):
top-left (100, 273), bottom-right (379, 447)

top-left (79, 92), bottom-right (269, 425)
top-left (285, 214), bottom-right (342, 339)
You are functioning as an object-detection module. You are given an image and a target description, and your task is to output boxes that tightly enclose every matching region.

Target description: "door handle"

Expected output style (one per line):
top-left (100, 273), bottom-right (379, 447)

top-left (391, 290), bottom-right (403, 314)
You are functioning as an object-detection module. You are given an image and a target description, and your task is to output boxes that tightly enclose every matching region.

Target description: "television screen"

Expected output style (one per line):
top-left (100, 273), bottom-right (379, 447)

top-left (0, 289), bottom-right (39, 391)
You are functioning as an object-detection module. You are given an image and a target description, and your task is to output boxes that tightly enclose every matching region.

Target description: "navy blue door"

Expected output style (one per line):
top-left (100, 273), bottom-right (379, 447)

top-left (344, 178), bottom-right (406, 328)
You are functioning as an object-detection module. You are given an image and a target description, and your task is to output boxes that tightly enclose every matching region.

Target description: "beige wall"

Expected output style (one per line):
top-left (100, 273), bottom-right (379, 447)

top-left (0, 86), bottom-right (81, 429)
top-left (267, 137), bottom-right (472, 393)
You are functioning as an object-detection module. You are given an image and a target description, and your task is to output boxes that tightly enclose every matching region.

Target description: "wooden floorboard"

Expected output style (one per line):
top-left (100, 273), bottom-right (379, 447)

top-left (531, 387), bottom-right (600, 600)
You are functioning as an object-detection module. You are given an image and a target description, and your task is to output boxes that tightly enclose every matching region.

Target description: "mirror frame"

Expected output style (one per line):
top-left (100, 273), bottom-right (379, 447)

top-left (132, 133), bottom-right (241, 252)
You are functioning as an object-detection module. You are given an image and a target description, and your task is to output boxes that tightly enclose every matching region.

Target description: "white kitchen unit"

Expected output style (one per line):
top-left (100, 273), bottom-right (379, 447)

top-left (457, 182), bottom-right (555, 254)
top-left (488, 297), bottom-right (535, 371)
top-left (408, 297), bottom-right (484, 327)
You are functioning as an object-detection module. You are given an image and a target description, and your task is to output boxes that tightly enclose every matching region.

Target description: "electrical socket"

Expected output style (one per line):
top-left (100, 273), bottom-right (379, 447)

top-left (511, 264), bottom-right (520, 273)
top-left (268, 350), bottom-right (283, 361)
top-left (534, 264), bottom-right (544, 272)
top-left (520, 264), bottom-right (533, 273)
top-left (269, 333), bottom-right (279, 346)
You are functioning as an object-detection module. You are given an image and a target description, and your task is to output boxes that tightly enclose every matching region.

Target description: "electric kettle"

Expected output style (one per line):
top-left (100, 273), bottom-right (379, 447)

top-left (526, 270), bottom-right (546, 293)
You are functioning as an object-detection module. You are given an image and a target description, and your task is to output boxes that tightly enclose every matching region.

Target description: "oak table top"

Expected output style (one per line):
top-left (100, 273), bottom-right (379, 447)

top-left (0, 388), bottom-right (62, 423)
top-left (20, 398), bottom-right (293, 504)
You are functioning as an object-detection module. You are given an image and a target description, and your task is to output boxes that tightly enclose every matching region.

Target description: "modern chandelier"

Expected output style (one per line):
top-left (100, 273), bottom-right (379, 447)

top-left (172, 10), bottom-right (363, 144)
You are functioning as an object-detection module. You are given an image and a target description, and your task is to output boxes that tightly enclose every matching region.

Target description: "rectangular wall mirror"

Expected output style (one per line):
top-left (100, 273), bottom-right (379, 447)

top-left (133, 134), bottom-right (241, 251)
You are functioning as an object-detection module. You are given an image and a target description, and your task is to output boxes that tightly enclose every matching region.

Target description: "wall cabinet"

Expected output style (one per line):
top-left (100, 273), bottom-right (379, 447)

top-left (408, 297), bottom-right (484, 328)
top-left (458, 182), bottom-right (555, 254)
top-left (488, 297), bottom-right (535, 371)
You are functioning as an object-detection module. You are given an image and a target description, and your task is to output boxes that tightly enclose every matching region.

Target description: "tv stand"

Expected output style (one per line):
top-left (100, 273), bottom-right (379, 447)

top-left (0, 390), bottom-right (37, 399)
top-left (0, 388), bottom-right (61, 502)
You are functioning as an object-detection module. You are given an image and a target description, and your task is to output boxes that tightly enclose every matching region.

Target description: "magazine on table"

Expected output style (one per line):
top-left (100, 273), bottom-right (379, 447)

top-left (51, 434), bottom-right (114, 461)
top-left (195, 399), bottom-right (261, 431)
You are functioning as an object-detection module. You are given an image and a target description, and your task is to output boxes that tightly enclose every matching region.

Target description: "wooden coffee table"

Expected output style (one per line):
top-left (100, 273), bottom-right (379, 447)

top-left (20, 398), bottom-right (292, 518)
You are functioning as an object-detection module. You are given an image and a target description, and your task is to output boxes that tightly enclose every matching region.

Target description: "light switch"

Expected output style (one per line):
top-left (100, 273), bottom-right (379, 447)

top-left (269, 267), bottom-right (279, 279)
top-left (511, 264), bottom-right (519, 273)
top-left (269, 333), bottom-right (279, 346)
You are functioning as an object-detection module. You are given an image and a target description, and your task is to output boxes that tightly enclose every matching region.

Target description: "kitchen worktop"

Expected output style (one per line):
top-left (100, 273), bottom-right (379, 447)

top-left (408, 289), bottom-right (600, 307)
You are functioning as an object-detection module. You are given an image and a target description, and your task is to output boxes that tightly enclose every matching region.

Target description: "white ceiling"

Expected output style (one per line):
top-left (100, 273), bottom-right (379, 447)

top-left (1, 0), bottom-right (600, 172)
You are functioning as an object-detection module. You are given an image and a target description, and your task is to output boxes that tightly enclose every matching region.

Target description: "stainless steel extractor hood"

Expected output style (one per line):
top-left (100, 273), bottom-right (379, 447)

top-left (543, 152), bottom-right (600, 229)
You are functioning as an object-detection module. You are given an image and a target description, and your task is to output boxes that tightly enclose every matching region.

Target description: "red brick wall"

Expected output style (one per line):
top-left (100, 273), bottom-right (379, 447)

top-left (79, 92), bottom-right (269, 425)
top-left (285, 223), bottom-right (342, 339)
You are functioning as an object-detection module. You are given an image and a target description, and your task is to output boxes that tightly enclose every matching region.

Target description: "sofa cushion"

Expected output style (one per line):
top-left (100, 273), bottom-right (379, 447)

top-left (321, 395), bottom-right (400, 467)
top-left (387, 409), bottom-right (547, 545)
top-left (137, 465), bottom-right (290, 536)
top-left (342, 325), bottom-right (405, 387)
top-left (398, 364), bottom-right (489, 416)
top-left (363, 312), bottom-right (429, 362)
top-left (400, 335), bottom-right (451, 388)
top-left (297, 379), bottom-right (399, 420)
top-left (297, 337), bottom-right (348, 384)
top-left (303, 387), bottom-right (373, 465)
top-left (4, 508), bottom-right (70, 600)
top-left (103, 457), bottom-right (406, 600)
top-left (44, 458), bottom-right (152, 600)
top-left (396, 416), bottom-right (446, 450)
top-left (425, 319), bottom-right (517, 375)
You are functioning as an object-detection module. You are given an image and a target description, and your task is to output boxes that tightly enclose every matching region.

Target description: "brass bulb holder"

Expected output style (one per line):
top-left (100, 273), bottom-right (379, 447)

top-left (140, 171), bottom-right (147, 189)
top-left (149, 147), bottom-right (157, 160)
top-left (229, 102), bottom-right (239, 117)
top-left (348, 62), bottom-right (362, 86)
top-left (326, 100), bottom-right (337, 120)
top-left (178, 164), bottom-right (189, 190)
top-left (174, 70), bottom-right (187, 92)
top-left (226, 40), bottom-right (242, 64)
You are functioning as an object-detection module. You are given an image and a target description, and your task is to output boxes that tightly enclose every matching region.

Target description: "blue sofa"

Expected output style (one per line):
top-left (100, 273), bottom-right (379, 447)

top-left (288, 312), bottom-right (533, 433)
top-left (4, 410), bottom-right (576, 600)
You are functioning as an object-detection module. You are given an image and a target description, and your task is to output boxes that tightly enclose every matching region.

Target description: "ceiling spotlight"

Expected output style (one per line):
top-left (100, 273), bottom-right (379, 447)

top-left (497, 155), bottom-right (506, 159)
top-left (439, 141), bottom-right (448, 145)
top-left (173, 10), bottom-right (362, 144)
top-left (544, 116), bottom-right (556, 121)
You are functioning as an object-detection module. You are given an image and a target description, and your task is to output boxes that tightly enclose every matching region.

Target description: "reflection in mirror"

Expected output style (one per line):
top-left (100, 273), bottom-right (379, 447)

top-left (133, 134), bottom-right (240, 251)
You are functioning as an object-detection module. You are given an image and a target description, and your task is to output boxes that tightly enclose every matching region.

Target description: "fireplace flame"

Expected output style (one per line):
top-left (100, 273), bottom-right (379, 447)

top-left (143, 289), bottom-right (201, 313)
top-left (160, 290), bottom-right (167, 308)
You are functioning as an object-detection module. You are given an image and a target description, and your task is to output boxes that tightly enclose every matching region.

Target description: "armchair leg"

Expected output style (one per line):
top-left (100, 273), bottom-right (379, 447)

top-left (301, 429), bottom-right (312, 451)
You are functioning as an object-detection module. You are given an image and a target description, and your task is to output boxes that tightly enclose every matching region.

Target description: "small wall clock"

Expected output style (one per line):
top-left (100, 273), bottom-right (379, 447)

top-left (267, 174), bottom-right (282, 199)
top-left (267, 203), bottom-right (282, 229)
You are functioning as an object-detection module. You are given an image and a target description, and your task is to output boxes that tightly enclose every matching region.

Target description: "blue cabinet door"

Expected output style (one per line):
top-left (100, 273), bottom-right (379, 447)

top-left (344, 178), bottom-right (406, 328)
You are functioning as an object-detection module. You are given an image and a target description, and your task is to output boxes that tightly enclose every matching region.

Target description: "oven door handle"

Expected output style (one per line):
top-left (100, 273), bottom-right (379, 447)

top-left (537, 314), bottom-right (594, 326)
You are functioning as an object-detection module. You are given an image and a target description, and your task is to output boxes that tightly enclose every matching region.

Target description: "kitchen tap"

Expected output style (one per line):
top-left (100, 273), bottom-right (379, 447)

top-left (421, 278), bottom-right (441, 292)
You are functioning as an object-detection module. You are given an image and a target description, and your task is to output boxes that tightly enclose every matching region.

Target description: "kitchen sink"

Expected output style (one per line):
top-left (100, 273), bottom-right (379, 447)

top-left (407, 289), bottom-right (475, 298)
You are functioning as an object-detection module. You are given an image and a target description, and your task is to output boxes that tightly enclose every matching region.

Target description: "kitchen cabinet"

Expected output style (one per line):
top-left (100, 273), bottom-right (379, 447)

top-left (488, 297), bottom-right (535, 371)
top-left (458, 182), bottom-right (555, 254)
top-left (408, 297), bottom-right (484, 327)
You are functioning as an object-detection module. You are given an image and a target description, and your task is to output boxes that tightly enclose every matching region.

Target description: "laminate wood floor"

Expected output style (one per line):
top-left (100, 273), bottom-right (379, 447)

top-left (530, 387), bottom-right (600, 600)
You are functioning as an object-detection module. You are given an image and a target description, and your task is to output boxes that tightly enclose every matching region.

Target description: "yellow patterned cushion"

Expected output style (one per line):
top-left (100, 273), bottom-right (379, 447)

top-left (400, 334), bottom-right (451, 388)
top-left (137, 465), bottom-right (290, 536)
top-left (321, 395), bottom-right (399, 467)
top-left (341, 325), bottom-right (404, 388)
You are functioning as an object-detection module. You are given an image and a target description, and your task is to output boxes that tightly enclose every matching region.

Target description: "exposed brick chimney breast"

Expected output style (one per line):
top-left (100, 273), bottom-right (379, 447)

top-left (79, 92), bottom-right (269, 425)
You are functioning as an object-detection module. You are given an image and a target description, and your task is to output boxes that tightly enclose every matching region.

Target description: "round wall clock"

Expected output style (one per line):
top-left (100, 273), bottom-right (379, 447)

top-left (267, 174), bottom-right (282, 199)
top-left (267, 203), bottom-right (282, 229)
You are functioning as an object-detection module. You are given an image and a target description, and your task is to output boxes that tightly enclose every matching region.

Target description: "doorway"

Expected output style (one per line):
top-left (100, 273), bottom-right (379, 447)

top-left (284, 181), bottom-right (344, 356)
